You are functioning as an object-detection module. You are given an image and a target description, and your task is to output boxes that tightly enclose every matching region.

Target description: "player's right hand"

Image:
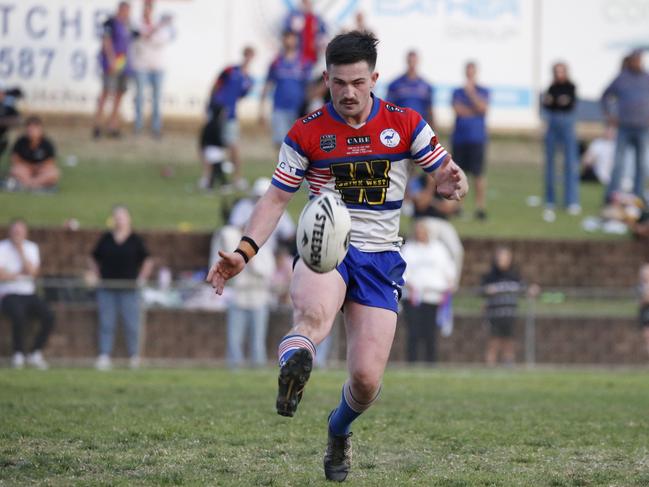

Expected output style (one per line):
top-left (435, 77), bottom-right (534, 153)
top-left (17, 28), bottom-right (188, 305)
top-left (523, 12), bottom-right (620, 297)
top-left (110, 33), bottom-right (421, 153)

top-left (206, 250), bottom-right (246, 295)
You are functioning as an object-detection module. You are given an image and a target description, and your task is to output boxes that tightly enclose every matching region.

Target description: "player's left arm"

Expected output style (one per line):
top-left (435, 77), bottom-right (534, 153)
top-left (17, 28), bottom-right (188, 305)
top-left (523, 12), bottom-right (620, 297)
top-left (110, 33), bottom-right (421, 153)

top-left (409, 115), bottom-right (468, 201)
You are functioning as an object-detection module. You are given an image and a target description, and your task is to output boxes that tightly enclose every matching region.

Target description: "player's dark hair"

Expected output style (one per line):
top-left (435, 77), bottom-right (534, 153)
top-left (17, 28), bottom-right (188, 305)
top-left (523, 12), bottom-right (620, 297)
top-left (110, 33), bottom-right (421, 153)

top-left (325, 31), bottom-right (378, 70)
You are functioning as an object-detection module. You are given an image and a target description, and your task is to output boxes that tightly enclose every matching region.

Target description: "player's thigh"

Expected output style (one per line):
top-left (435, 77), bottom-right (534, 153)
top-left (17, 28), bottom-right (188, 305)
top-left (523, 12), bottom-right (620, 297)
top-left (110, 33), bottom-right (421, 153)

top-left (344, 301), bottom-right (397, 384)
top-left (290, 259), bottom-right (347, 331)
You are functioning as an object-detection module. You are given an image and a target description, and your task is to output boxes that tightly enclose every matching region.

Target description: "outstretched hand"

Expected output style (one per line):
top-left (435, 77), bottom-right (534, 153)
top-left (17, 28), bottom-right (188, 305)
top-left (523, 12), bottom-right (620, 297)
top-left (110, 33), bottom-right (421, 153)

top-left (206, 250), bottom-right (246, 295)
top-left (434, 156), bottom-right (468, 201)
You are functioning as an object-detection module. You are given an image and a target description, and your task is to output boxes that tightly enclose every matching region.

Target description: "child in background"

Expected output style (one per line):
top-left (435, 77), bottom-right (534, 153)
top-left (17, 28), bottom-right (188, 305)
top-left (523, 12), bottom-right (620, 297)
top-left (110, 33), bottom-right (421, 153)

top-left (481, 246), bottom-right (538, 366)
top-left (639, 264), bottom-right (649, 357)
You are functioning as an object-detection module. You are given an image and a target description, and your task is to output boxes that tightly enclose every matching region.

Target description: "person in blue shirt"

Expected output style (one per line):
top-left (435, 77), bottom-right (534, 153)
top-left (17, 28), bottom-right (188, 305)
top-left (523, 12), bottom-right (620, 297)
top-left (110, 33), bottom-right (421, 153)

top-left (386, 50), bottom-right (434, 126)
top-left (260, 31), bottom-right (312, 148)
top-left (452, 61), bottom-right (490, 220)
top-left (208, 46), bottom-right (255, 187)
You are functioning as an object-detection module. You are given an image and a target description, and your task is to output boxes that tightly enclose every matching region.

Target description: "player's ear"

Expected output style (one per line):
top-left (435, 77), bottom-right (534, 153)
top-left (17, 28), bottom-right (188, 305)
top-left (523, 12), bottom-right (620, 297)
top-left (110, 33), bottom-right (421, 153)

top-left (323, 70), bottom-right (330, 87)
top-left (370, 71), bottom-right (379, 87)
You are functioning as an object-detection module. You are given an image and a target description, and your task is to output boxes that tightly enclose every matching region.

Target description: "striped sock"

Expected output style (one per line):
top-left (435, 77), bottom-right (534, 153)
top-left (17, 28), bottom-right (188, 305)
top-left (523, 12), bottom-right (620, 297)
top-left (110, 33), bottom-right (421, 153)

top-left (277, 334), bottom-right (316, 367)
top-left (328, 381), bottom-right (381, 436)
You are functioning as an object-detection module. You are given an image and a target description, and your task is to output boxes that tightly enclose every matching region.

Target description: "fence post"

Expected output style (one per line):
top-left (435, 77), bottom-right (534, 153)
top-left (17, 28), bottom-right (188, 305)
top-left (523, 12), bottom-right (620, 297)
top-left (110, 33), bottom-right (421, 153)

top-left (524, 294), bottom-right (536, 367)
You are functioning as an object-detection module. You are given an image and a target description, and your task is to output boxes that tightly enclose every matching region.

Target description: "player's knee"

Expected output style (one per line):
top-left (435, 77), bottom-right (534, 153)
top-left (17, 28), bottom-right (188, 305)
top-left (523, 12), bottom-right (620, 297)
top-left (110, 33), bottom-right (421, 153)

top-left (349, 370), bottom-right (381, 400)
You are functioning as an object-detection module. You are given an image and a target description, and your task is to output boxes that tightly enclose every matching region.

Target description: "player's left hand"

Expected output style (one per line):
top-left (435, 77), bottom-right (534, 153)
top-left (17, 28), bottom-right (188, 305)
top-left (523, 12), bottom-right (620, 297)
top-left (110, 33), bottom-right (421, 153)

top-left (434, 156), bottom-right (468, 201)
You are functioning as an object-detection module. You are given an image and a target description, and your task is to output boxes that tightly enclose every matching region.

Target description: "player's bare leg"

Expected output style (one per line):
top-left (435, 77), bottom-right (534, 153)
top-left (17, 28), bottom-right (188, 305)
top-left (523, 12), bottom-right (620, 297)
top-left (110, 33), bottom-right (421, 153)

top-left (324, 302), bottom-right (397, 482)
top-left (276, 260), bottom-right (346, 417)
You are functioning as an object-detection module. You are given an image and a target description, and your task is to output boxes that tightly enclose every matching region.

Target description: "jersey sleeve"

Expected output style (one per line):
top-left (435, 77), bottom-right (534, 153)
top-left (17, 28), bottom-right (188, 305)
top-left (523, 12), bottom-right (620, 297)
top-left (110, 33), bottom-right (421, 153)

top-left (409, 114), bottom-right (448, 173)
top-left (271, 127), bottom-right (309, 193)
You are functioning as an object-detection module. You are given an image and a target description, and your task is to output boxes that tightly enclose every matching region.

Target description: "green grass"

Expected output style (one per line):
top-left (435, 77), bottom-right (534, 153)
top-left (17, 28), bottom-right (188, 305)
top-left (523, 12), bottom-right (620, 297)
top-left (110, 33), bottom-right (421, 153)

top-left (0, 128), bottom-right (624, 239)
top-left (1, 368), bottom-right (648, 486)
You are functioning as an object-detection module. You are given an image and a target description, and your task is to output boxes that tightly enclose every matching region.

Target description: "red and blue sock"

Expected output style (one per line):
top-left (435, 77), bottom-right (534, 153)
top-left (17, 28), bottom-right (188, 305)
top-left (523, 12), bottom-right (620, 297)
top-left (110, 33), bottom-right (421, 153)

top-left (277, 334), bottom-right (316, 367)
top-left (328, 381), bottom-right (381, 436)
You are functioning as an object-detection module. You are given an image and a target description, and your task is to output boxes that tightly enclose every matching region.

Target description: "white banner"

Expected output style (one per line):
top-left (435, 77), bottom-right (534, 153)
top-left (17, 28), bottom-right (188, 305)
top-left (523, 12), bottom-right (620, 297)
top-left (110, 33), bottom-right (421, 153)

top-left (1, 0), bottom-right (648, 128)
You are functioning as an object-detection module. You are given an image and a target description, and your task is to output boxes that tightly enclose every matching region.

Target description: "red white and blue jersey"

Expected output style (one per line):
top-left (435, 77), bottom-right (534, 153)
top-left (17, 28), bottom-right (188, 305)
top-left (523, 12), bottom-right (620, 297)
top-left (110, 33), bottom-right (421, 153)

top-left (272, 94), bottom-right (449, 252)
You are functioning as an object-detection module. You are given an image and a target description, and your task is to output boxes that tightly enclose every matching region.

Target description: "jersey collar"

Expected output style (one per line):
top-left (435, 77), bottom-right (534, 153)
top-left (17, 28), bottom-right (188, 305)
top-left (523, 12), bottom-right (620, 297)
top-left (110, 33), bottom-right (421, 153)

top-left (326, 93), bottom-right (381, 128)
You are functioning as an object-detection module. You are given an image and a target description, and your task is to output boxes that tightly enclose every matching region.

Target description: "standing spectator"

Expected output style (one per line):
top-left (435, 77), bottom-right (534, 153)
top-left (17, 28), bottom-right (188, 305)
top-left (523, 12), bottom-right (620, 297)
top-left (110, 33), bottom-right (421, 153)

top-left (452, 61), bottom-right (490, 220)
top-left (93, 1), bottom-right (134, 139)
top-left (260, 30), bottom-right (312, 149)
top-left (0, 84), bottom-right (21, 165)
top-left (210, 225), bottom-right (275, 368)
top-left (601, 49), bottom-right (649, 204)
top-left (132, 0), bottom-right (174, 138)
top-left (0, 219), bottom-right (54, 369)
top-left (639, 263), bottom-right (649, 358)
top-left (89, 205), bottom-right (154, 370)
top-left (541, 62), bottom-right (580, 222)
top-left (208, 46), bottom-right (255, 188)
top-left (9, 117), bottom-right (60, 191)
top-left (386, 50), bottom-right (435, 126)
top-left (481, 246), bottom-right (537, 366)
top-left (401, 219), bottom-right (458, 363)
top-left (284, 0), bottom-right (327, 65)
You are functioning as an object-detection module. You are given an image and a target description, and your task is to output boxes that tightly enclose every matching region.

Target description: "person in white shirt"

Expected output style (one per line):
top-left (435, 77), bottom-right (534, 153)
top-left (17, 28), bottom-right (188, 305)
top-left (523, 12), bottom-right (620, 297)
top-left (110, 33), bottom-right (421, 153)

top-left (0, 219), bottom-right (54, 369)
top-left (581, 126), bottom-right (635, 191)
top-left (401, 219), bottom-right (458, 363)
top-left (210, 224), bottom-right (276, 368)
top-left (132, 0), bottom-right (174, 137)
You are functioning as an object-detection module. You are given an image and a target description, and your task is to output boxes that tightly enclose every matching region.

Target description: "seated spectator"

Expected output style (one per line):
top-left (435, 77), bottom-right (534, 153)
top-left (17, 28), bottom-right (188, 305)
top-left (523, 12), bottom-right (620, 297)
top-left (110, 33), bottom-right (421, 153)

top-left (639, 263), bottom-right (649, 357)
top-left (401, 219), bottom-right (458, 363)
top-left (0, 83), bottom-right (22, 164)
top-left (581, 126), bottom-right (634, 191)
top-left (9, 117), bottom-right (60, 191)
top-left (0, 218), bottom-right (54, 369)
top-left (88, 205), bottom-right (154, 370)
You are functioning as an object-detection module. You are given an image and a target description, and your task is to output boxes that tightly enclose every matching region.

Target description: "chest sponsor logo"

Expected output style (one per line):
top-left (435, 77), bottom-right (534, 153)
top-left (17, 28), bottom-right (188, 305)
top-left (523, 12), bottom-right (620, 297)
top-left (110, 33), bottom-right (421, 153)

top-left (346, 136), bottom-right (371, 146)
top-left (320, 134), bottom-right (336, 152)
top-left (380, 128), bottom-right (400, 148)
top-left (331, 159), bottom-right (391, 205)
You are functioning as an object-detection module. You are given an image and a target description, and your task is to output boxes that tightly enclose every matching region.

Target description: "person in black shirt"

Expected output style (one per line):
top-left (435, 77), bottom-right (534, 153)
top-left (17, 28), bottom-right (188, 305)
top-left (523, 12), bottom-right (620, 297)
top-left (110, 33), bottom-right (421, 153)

top-left (89, 205), bottom-right (154, 370)
top-left (9, 116), bottom-right (60, 190)
top-left (541, 62), bottom-right (580, 222)
top-left (481, 246), bottom-right (538, 366)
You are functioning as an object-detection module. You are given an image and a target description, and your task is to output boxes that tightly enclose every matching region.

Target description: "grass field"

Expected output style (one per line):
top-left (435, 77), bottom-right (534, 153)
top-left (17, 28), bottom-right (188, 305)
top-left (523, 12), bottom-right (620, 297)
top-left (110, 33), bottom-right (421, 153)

top-left (0, 127), bottom-right (622, 240)
top-left (1, 368), bottom-right (648, 486)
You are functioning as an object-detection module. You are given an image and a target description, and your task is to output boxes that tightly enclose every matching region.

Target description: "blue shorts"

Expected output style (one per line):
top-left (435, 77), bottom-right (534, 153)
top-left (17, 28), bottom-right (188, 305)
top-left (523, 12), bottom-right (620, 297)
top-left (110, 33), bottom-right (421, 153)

top-left (336, 245), bottom-right (406, 314)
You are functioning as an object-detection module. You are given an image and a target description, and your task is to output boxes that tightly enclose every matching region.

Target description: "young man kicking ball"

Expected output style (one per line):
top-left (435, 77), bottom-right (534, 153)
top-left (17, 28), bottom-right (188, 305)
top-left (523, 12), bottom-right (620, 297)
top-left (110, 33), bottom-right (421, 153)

top-left (208, 31), bottom-right (468, 482)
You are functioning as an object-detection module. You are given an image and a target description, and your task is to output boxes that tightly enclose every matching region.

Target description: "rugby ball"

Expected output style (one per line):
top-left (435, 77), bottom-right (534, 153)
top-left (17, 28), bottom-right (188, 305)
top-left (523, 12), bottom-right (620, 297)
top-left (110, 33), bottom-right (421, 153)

top-left (296, 194), bottom-right (351, 273)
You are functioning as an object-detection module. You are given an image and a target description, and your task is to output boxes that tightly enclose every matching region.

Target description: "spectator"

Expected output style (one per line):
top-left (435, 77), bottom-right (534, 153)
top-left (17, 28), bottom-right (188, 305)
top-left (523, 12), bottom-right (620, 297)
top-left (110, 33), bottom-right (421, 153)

top-left (581, 126), bottom-right (634, 191)
top-left (93, 1), bottom-right (135, 139)
top-left (284, 0), bottom-right (327, 64)
top-left (541, 62), bottom-right (580, 222)
top-left (407, 173), bottom-right (460, 220)
top-left (639, 263), bottom-right (649, 357)
top-left (401, 219), bottom-right (458, 363)
top-left (197, 104), bottom-right (228, 190)
top-left (481, 246), bottom-right (538, 366)
top-left (208, 46), bottom-right (255, 188)
top-left (228, 177), bottom-right (295, 253)
top-left (0, 83), bottom-right (21, 165)
top-left (260, 30), bottom-right (312, 149)
top-left (452, 61), bottom-right (490, 220)
top-left (8, 116), bottom-right (60, 191)
top-left (0, 219), bottom-right (54, 369)
top-left (210, 225), bottom-right (275, 368)
top-left (386, 50), bottom-right (435, 126)
top-left (601, 49), bottom-right (649, 204)
top-left (132, 0), bottom-right (174, 138)
top-left (89, 205), bottom-right (154, 370)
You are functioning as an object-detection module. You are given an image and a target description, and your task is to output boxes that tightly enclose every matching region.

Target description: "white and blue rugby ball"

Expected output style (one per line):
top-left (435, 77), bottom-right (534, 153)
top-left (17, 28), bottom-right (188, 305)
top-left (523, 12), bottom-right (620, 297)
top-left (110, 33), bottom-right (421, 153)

top-left (296, 194), bottom-right (351, 273)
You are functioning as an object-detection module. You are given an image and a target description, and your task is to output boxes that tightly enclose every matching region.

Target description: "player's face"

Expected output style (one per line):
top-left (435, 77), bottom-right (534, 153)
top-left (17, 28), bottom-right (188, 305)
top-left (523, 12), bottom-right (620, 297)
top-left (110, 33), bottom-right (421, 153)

top-left (325, 61), bottom-right (378, 120)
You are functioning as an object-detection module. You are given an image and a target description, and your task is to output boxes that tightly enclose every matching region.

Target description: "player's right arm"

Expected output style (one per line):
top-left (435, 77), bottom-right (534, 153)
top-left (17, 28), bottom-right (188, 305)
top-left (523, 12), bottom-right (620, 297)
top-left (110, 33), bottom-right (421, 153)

top-left (207, 128), bottom-right (310, 295)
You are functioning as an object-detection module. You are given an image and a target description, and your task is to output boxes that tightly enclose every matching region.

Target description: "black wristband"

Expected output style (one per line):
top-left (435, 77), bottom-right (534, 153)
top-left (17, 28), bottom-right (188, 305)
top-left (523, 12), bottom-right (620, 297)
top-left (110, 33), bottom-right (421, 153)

top-left (240, 236), bottom-right (259, 254)
top-left (234, 248), bottom-right (250, 264)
